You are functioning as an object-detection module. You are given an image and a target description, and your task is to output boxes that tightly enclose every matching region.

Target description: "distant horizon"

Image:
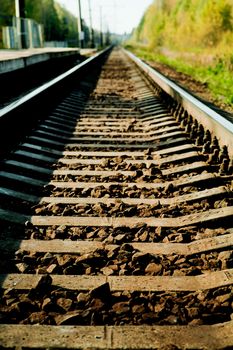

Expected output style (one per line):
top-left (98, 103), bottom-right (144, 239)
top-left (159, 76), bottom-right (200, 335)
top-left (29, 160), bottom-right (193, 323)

top-left (56, 0), bottom-right (153, 35)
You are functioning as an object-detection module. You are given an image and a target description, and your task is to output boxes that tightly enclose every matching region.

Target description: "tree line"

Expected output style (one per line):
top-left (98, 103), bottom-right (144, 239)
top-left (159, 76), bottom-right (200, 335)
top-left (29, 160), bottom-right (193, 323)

top-left (133, 0), bottom-right (233, 50)
top-left (0, 0), bottom-right (90, 46)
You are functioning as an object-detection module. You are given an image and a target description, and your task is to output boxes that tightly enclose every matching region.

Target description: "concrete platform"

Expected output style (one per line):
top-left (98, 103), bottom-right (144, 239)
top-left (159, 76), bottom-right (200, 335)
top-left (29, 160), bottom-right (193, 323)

top-left (0, 48), bottom-right (95, 74)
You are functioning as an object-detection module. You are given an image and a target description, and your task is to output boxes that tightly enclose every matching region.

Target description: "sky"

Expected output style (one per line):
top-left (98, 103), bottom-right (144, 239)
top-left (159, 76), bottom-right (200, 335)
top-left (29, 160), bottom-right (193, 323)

top-left (56, 0), bottom-right (153, 34)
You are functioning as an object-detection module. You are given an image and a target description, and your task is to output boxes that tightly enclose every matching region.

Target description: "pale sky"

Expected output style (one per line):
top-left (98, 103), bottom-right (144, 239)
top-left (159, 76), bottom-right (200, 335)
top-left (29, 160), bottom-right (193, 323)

top-left (56, 0), bottom-right (153, 34)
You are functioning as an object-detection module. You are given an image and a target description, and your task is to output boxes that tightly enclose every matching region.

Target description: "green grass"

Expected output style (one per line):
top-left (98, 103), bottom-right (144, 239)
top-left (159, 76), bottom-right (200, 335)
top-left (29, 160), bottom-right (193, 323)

top-left (125, 44), bottom-right (233, 106)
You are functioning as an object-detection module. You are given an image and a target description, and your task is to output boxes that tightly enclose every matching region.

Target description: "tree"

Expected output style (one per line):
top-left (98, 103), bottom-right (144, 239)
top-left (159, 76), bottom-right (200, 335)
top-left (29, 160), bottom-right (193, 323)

top-left (0, 0), bottom-right (89, 46)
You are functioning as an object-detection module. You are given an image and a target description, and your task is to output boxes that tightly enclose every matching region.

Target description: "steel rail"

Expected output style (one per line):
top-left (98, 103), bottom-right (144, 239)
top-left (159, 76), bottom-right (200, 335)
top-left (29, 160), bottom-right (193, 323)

top-left (125, 49), bottom-right (233, 157)
top-left (0, 46), bottom-right (112, 156)
top-left (0, 46), bottom-right (112, 119)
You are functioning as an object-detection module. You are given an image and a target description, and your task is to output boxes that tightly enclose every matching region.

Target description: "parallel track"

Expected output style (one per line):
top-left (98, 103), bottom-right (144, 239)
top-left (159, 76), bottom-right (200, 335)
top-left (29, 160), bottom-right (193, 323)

top-left (0, 47), bottom-right (233, 349)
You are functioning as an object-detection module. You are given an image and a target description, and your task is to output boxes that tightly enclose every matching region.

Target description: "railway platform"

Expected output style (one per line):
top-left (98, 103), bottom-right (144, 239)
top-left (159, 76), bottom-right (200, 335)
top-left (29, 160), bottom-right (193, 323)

top-left (0, 47), bottom-right (96, 74)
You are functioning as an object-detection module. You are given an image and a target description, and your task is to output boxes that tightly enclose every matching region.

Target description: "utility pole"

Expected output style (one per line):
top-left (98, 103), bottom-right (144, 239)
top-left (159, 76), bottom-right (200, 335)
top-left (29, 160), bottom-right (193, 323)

top-left (105, 26), bottom-right (111, 46)
top-left (99, 6), bottom-right (103, 48)
top-left (88, 0), bottom-right (95, 48)
top-left (15, 0), bottom-right (20, 17)
top-left (15, 0), bottom-right (26, 17)
top-left (77, 0), bottom-right (84, 48)
top-left (15, 0), bottom-right (27, 48)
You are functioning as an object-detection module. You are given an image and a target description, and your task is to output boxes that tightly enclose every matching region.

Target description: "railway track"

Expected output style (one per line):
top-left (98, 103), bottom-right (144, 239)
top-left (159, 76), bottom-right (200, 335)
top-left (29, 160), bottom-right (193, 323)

top-left (0, 47), bottom-right (233, 349)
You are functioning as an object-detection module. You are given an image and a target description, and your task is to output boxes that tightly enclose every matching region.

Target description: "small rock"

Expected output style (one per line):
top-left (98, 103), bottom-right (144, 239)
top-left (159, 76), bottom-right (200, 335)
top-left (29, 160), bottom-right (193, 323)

top-left (42, 298), bottom-right (55, 312)
top-left (139, 231), bottom-right (148, 242)
top-left (114, 234), bottom-right (125, 243)
top-left (87, 231), bottom-right (95, 239)
top-left (28, 274), bottom-right (52, 299)
top-left (112, 301), bottom-right (130, 315)
top-left (172, 269), bottom-right (186, 276)
top-left (104, 235), bottom-right (114, 244)
top-left (50, 204), bottom-right (61, 214)
top-left (132, 304), bottom-right (146, 314)
top-left (101, 267), bottom-right (114, 276)
top-left (175, 258), bottom-right (186, 265)
top-left (145, 263), bottom-right (162, 275)
top-left (218, 251), bottom-right (232, 260)
top-left (63, 265), bottom-right (78, 274)
top-left (134, 169), bottom-right (143, 178)
top-left (107, 264), bottom-right (119, 271)
top-left (141, 312), bottom-right (157, 322)
top-left (216, 294), bottom-right (231, 304)
top-left (186, 267), bottom-right (202, 276)
top-left (36, 267), bottom-right (48, 274)
top-left (16, 263), bottom-right (28, 273)
top-left (132, 252), bottom-right (152, 263)
top-left (90, 298), bottom-right (105, 311)
top-left (148, 167), bottom-right (161, 176)
top-left (196, 291), bottom-right (207, 301)
top-left (174, 234), bottom-right (184, 243)
top-left (34, 207), bottom-right (45, 215)
top-left (97, 229), bottom-right (108, 238)
top-left (85, 267), bottom-right (92, 275)
top-left (57, 298), bottom-right (73, 312)
top-left (120, 243), bottom-right (134, 252)
top-left (46, 230), bottom-right (56, 239)
top-left (218, 251), bottom-right (232, 269)
top-left (164, 183), bottom-right (174, 194)
top-left (5, 298), bottom-right (16, 306)
top-left (25, 221), bottom-right (33, 228)
top-left (55, 311), bottom-right (82, 325)
top-left (57, 255), bottom-right (73, 267)
top-left (119, 269), bottom-right (128, 275)
top-left (9, 299), bottom-right (36, 316)
top-left (77, 292), bottom-right (89, 304)
top-left (55, 225), bottom-right (67, 238)
top-left (164, 315), bottom-right (179, 324)
top-left (40, 252), bottom-right (54, 264)
top-left (185, 307), bottom-right (199, 319)
top-left (189, 319), bottom-right (204, 325)
top-left (26, 311), bottom-right (48, 324)
top-left (90, 283), bottom-right (112, 302)
top-left (22, 254), bottom-right (36, 264)
top-left (46, 264), bottom-right (57, 274)
top-left (154, 304), bottom-right (165, 313)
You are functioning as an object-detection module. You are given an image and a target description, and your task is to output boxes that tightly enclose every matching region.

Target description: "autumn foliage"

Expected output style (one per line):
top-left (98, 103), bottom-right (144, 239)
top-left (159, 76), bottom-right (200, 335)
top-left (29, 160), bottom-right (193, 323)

top-left (134, 0), bottom-right (233, 51)
top-left (128, 0), bottom-right (233, 105)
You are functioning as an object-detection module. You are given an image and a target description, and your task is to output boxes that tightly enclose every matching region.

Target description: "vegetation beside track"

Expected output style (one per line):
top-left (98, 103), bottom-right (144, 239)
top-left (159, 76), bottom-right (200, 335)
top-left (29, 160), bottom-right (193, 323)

top-left (126, 0), bottom-right (233, 107)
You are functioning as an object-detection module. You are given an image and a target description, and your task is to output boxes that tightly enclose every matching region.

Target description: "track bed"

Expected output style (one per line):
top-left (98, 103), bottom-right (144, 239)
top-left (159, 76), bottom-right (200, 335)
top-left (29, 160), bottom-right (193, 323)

top-left (0, 48), bottom-right (232, 349)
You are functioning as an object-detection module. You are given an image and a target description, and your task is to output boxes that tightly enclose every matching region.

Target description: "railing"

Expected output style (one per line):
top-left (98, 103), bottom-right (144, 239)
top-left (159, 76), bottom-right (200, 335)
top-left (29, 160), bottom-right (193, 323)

top-left (2, 17), bottom-right (43, 49)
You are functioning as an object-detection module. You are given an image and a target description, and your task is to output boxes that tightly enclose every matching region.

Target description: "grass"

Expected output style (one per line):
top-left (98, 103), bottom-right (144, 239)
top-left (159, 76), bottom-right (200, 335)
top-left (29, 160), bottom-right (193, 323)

top-left (125, 44), bottom-right (233, 106)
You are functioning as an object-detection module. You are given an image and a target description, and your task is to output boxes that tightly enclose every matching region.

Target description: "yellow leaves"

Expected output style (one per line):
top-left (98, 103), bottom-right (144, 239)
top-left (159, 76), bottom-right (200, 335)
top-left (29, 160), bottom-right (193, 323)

top-left (134, 0), bottom-right (233, 51)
